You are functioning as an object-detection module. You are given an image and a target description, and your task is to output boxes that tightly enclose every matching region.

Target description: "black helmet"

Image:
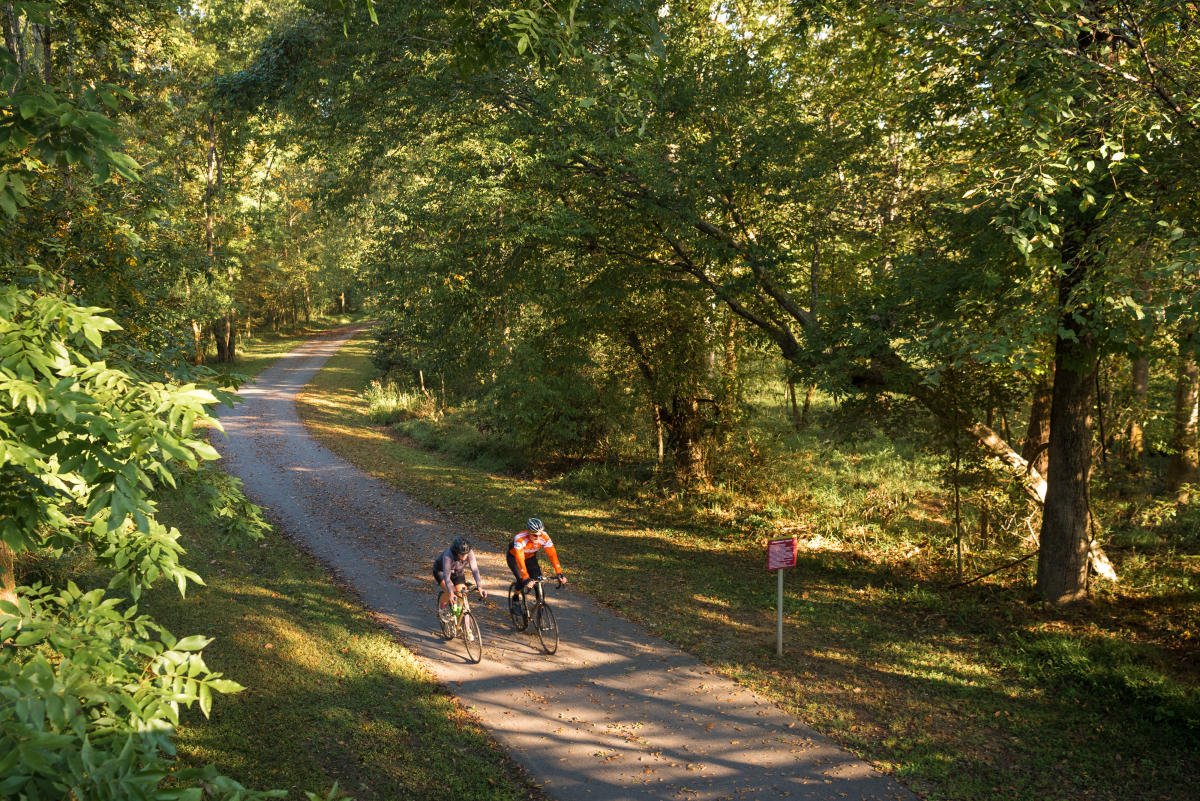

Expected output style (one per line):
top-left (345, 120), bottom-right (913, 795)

top-left (526, 517), bottom-right (544, 534)
top-left (451, 537), bottom-right (471, 557)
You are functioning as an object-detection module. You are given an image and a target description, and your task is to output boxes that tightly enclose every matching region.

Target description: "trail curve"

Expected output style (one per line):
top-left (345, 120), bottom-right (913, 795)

top-left (213, 325), bottom-right (917, 801)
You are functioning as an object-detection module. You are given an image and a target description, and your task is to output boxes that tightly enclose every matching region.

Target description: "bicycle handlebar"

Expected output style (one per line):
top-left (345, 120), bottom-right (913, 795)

top-left (523, 576), bottom-right (565, 589)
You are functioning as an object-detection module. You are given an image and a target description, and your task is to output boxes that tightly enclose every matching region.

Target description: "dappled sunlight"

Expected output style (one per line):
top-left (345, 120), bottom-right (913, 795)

top-left (206, 328), bottom-right (919, 800)
top-left (208, 326), bottom-right (1199, 801)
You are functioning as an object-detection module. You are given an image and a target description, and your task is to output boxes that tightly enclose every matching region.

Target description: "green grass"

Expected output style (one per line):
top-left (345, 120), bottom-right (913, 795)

top-left (142, 491), bottom-right (544, 801)
top-left (296, 333), bottom-right (1200, 801)
top-left (215, 315), bottom-right (366, 379)
top-left (134, 320), bottom-right (542, 801)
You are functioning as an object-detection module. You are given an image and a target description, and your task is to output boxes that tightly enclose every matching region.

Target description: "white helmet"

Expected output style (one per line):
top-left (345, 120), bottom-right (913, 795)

top-left (526, 517), bottom-right (544, 533)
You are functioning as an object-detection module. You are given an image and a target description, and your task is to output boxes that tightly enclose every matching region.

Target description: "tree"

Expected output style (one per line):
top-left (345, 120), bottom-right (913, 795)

top-left (251, 0), bottom-right (1196, 601)
top-left (0, 272), bottom-right (276, 801)
top-left (464, 0), bottom-right (1198, 602)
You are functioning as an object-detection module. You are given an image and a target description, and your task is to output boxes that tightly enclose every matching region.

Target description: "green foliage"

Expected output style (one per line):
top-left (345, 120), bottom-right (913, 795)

top-left (177, 464), bottom-right (272, 547)
top-left (0, 273), bottom-right (224, 599)
top-left (546, 461), bottom-right (652, 501)
top-left (0, 583), bottom-right (267, 801)
top-left (394, 415), bottom-right (524, 474)
top-left (0, 17), bottom-right (138, 218)
top-left (0, 276), bottom-right (278, 800)
top-left (484, 340), bottom-right (620, 459)
top-left (364, 379), bottom-right (440, 425)
top-left (1004, 632), bottom-right (1200, 731)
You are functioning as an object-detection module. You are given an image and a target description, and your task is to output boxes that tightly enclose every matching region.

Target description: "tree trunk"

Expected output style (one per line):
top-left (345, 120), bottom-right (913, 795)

top-left (2, 7), bottom-right (19, 73)
top-left (191, 319), bottom-right (205, 364)
top-left (666, 396), bottom-right (708, 486)
top-left (786, 377), bottom-right (800, 428)
top-left (204, 113), bottom-right (217, 263)
top-left (1125, 354), bottom-right (1150, 470)
top-left (1022, 375), bottom-right (1052, 480)
top-left (225, 310), bottom-right (237, 362)
top-left (0, 540), bottom-right (16, 609)
top-left (625, 328), bottom-right (708, 486)
top-left (38, 13), bottom-right (49, 83)
top-left (652, 402), bottom-right (664, 464)
top-left (211, 320), bottom-right (229, 362)
top-left (980, 409), bottom-right (993, 543)
top-left (1165, 332), bottom-right (1199, 502)
top-left (183, 274), bottom-right (205, 365)
top-left (1037, 252), bottom-right (1098, 606)
top-left (3, 4), bottom-right (25, 74)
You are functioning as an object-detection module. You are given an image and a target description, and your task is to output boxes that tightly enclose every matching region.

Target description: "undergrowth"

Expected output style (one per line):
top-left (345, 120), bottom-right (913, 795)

top-left (336, 332), bottom-right (1200, 801)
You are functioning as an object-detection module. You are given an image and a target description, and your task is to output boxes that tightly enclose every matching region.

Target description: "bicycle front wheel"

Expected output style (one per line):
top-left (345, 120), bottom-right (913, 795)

top-left (534, 603), bottom-right (558, 654)
top-left (461, 612), bottom-right (483, 663)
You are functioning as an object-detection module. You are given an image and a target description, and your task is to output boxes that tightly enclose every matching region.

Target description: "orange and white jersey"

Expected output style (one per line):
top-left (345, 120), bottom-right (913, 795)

top-left (511, 529), bottom-right (553, 556)
top-left (508, 529), bottom-right (563, 579)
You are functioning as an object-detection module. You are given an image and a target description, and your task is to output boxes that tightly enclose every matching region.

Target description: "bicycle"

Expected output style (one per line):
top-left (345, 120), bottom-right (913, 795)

top-left (435, 582), bottom-right (484, 664)
top-left (507, 576), bottom-right (561, 654)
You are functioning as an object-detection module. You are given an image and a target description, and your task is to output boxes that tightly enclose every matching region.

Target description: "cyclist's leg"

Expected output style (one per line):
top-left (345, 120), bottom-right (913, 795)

top-left (432, 562), bottom-right (450, 610)
top-left (450, 566), bottom-right (467, 598)
top-left (506, 551), bottom-right (527, 615)
top-left (526, 554), bottom-right (545, 603)
top-left (505, 550), bottom-right (523, 584)
top-left (506, 551), bottom-right (530, 597)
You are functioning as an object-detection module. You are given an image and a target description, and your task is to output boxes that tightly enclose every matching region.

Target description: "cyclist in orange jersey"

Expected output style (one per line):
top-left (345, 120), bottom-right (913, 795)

top-left (507, 517), bottom-right (567, 589)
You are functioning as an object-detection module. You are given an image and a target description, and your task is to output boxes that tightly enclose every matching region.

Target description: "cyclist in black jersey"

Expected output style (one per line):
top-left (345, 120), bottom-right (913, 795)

top-left (433, 537), bottom-right (488, 617)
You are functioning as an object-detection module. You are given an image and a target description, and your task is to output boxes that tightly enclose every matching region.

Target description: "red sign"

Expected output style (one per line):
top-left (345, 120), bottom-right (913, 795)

top-left (766, 537), bottom-right (797, 571)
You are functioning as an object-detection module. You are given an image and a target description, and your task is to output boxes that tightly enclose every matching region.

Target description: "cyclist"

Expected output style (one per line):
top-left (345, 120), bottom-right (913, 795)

top-left (433, 537), bottom-right (487, 619)
top-left (507, 517), bottom-right (567, 593)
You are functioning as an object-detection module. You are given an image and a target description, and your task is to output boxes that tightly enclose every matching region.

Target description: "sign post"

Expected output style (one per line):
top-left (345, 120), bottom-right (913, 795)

top-left (766, 537), bottom-right (797, 656)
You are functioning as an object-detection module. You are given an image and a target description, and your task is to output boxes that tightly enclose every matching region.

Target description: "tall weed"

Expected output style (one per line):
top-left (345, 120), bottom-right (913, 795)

top-left (365, 380), bottom-right (440, 424)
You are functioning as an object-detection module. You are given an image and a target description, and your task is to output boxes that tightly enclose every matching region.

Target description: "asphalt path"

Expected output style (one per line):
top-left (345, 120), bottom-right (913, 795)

top-left (213, 324), bottom-right (917, 801)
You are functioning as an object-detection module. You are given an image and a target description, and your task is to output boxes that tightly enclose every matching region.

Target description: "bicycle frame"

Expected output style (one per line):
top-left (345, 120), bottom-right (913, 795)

top-left (520, 576), bottom-right (558, 605)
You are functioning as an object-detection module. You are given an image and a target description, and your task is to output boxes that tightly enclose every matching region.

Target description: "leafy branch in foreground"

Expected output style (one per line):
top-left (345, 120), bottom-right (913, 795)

top-left (0, 272), bottom-right (282, 801)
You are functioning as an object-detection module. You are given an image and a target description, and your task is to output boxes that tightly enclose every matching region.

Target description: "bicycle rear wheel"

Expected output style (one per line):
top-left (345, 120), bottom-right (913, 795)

top-left (508, 583), bottom-right (528, 632)
top-left (534, 603), bottom-right (558, 654)
top-left (461, 612), bottom-right (483, 663)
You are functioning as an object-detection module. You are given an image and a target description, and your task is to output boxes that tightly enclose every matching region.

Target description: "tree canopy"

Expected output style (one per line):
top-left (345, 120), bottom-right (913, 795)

top-left (1, 0), bottom-right (1197, 795)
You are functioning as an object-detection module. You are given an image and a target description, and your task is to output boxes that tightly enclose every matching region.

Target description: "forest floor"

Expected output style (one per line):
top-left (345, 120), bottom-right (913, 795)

top-left (288, 329), bottom-right (1198, 801)
top-left (206, 324), bottom-right (915, 801)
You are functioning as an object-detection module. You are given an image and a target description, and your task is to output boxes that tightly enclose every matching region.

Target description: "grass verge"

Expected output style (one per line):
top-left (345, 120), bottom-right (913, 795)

top-left (143, 486), bottom-right (546, 801)
top-left (295, 332), bottom-right (1200, 801)
top-left (218, 316), bottom-right (366, 379)
top-left (140, 320), bottom-right (545, 801)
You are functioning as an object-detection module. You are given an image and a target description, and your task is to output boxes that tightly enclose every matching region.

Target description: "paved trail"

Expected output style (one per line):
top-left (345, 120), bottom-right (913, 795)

top-left (214, 325), bottom-right (917, 801)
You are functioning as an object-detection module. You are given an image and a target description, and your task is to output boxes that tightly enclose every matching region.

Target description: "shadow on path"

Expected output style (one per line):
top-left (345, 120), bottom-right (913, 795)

top-left (213, 325), bottom-right (917, 801)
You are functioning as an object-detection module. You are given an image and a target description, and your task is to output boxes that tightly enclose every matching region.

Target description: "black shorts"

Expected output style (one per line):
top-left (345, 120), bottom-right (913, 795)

top-left (506, 551), bottom-right (543, 585)
top-left (432, 558), bottom-right (466, 588)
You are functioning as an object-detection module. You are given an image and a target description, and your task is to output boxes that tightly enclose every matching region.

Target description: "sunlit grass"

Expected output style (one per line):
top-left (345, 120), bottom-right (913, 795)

top-left (296, 333), bottom-right (1199, 801)
top-left (144, 492), bottom-right (544, 801)
top-left (229, 315), bottom-right (365, 378)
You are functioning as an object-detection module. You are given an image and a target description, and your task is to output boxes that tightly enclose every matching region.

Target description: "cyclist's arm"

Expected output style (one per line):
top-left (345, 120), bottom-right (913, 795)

top-left (544, 543), bottom-right (564, 575)
top-left (466, 551), bottom-right (486, 596)
top-left (440, 553), bottom-right (457, 598)
top-left (509, 543), bottom-right (530, 580)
